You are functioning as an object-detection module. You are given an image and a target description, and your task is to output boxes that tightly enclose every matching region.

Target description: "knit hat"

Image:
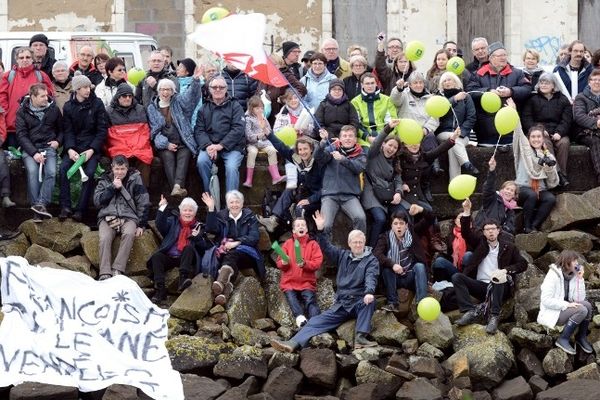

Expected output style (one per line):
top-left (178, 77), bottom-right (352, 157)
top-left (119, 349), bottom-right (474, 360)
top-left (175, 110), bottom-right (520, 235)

top-left (115, 83), bottom-right (134, 99)
top-left (329, 79), bottom-right (344, 91)
top-left (301, 50), bottom-right (315, 62)
top-left (282, 41), bottom-right (300, 58)
top-left (488, 41), bottom-right (505, 56)
top-left (29, 33), bottom-right (49, 47)
top-left (177, 58), bottom-right (197, 76)
top-left (71, 71), bottom-right (92, 91)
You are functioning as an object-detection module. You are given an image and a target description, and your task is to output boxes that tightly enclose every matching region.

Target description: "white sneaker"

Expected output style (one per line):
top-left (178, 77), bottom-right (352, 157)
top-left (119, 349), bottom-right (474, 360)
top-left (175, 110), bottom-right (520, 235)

top-left (296, 315), bottom-right (307, 328)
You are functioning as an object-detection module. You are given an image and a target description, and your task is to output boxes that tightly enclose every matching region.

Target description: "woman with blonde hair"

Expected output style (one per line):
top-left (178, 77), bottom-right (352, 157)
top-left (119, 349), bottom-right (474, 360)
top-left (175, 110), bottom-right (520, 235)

top-left (521, 48), bottom-right (543, 88)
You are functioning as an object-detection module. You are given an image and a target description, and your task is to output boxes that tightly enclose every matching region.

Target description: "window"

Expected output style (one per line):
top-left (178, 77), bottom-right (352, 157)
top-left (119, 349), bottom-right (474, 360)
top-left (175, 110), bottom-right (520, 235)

top-left (114, 52), bottom-right (134, 71)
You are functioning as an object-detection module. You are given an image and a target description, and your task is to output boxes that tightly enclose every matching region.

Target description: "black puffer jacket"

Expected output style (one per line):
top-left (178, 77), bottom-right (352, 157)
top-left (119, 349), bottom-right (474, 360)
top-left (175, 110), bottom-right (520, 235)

top-left (436, 93), bottom-right (477, 137)
top-left (221, 68), bottom-right (258, 110)
top-left (573, 87), bottom-right (600, 137)
top-left (62, 92), bottom-right (109, 154)
top-left (15, 96), bottom-right (62, 156)
top-left (194, 95), bottom-right (246, 153)
top-left (313, 96), bottom-right (360, 138)
top-left (521, 91), bottom-right (572, 137)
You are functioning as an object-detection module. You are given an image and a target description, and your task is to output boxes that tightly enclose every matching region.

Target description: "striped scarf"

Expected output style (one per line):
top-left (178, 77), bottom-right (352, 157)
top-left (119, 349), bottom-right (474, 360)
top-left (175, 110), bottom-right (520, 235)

top-left (387, 229), bottom-right (413, 270)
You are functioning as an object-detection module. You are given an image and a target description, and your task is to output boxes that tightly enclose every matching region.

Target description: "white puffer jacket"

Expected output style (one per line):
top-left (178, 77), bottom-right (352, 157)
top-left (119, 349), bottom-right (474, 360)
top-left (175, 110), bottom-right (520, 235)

top-left (537, 263), bottom-right (586, 328)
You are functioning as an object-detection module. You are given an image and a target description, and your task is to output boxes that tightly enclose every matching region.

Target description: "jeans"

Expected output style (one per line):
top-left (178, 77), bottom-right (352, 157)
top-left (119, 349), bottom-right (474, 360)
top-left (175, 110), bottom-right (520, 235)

top-left (159, 147), bottom-right (192, 189)
top-left (381, 262), bottom-right (428, 304)
top-left (320, 196), bottom-right (367, 234)
top-left (452, 273), bottom-right (509, 315)
top-left (431, 252), bottom-right (473, 282)
top-left (284, 289), bottom-right (320, 318)
top-left (518, 187), bottom-right (556, 231)
top-left (367, 204), bottom-right (405, 248)
top-left (22, 146), bottom-right (57, 206)
top-left (197, 149), bottom-right (243, 193)
top-left (0, 149), bottom-right (11, 197)
top-left (59, 154), bottom-right (99, 212)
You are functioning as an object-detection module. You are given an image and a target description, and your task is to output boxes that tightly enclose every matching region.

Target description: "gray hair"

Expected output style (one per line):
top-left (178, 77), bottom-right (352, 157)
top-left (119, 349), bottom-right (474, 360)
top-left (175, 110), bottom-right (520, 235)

top-left (471, 37), bottom-right (488, 49)
top-left (349, 55), bottom-right (368, 67)
top-left (157, 78), bottom-right (177, 93)
top-left (407, 71), bottom-right (425, 84)
top-left (225, 190), bottom-right (244, 205)
top-left (15, 47), bottom-right (33, 57)
top-left (347, 229), bottom-right (366, 243)
top-left (179, 197), bottom-right (198, 214)
top-left (438, 71), bottom-right (463, 92)
top-left (52, 60), bottom-right (69, 72)
top-left (535, 72), bottom-right (560, 93)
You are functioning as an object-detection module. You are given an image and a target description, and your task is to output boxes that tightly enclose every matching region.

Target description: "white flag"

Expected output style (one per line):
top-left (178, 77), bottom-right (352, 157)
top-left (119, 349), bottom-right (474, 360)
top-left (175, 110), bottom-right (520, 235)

top-left (0, 256), bottom-right (183, 400)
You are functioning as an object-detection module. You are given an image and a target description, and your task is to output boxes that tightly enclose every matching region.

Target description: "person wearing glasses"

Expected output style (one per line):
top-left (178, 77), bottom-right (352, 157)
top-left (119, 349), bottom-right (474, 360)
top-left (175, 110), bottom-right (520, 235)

top-left (320, 38), bottom-right (350, 79)
top-left (299, 52), bottom-right (336, 110)
top-left (135, 50), bottom-right (178, 108)
top-left (95, 57), bottom-right (135, 108)
top-left (51, 61), bottom-right (72, 113)
top-left (466, 37), bottom-right (489, 74)
top-left (69, 45), bottom-right (103, 86)
top-left (195, 76), bottom-right (245, 193)
top-left (553, 40), bottom-right (593, 104)
top-left (0, 47), bottom-right (53, 148)
top-left (573, 69), bottom-right (600, 185)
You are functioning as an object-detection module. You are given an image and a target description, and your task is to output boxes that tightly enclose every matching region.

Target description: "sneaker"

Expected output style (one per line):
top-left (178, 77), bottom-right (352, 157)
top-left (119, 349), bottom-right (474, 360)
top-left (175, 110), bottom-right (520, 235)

top-left (177, 277), bottom-right (193, 293)
top-left (112, 269), bottom-right (123, 277)
top-left (455, 309), bottom-right (480, 326)
top-left (257, 215), bottom-right (279, 233)
top-left (98, 274), bottom-right (111, 281)
top-left (59, 208), bottom-right (72, 221)
top-left (31, 204), bottom-right (52, 218)
top-left (271, 339), bottom-right (299, 353)
top-left (171, 184), bottom-right (188, 197)
top-left (485, 315), bottom-right (500, 334)
top-left (382, 303), bottom-right (400, 313)
top-left (354, 332), bottom-right (378, 349)
top-left (0, 229), bottom-right (19, 241)
top-left (32, 213), bottom-right (43, 223)
top-left (295, 315), bottom-right (308, 328)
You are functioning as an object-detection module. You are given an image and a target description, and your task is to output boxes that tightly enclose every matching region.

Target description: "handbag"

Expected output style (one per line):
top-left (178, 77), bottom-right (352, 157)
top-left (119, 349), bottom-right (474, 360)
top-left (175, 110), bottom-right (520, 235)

top-left (105, 216), bottom-right (125, 232)
top-left (372, 184), bottom-right (395, 203)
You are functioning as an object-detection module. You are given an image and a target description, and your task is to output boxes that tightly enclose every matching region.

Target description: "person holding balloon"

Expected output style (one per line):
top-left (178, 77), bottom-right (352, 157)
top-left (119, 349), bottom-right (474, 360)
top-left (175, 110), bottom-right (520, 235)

top-left (375, 33), bottom-right (415, 95)
top-left (511, 100), bottom-right (559, 233)
top-left (242, 95), bottom-right (286, 188)
top-left (435, 71), bottom-right (478, 179)
top-left (425, 49), bottom-right (452, 94)
top-left (95, 57), bottom-right (136, 109)
top-left (313, 79), bottom-right (360, 139)
top-left (361, 120), bottom-right (403, 247)
top-left (453, 198), bottom-right (527, 334)
top-left (374, 205), bottom-right (433, 314)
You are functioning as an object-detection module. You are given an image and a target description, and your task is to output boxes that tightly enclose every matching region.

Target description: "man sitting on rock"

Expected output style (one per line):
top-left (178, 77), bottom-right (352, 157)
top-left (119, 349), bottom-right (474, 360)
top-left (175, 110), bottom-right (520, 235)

top-left (94, 155), bottom-right (150, 280)
top-left (453, 198), bottom-right (527, 334)
top-left (271, 210), bottom-right (379, 352)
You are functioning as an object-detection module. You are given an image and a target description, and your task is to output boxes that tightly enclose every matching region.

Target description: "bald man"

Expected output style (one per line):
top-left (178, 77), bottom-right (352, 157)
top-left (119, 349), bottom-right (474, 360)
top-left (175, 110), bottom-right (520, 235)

top-left (69, 45), bottom-right (103, 86)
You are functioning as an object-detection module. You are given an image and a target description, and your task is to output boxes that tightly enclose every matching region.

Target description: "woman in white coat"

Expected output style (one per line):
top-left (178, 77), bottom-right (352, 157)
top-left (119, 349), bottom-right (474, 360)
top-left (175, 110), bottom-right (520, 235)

top-left (537, 250), bottom-right (593, 355)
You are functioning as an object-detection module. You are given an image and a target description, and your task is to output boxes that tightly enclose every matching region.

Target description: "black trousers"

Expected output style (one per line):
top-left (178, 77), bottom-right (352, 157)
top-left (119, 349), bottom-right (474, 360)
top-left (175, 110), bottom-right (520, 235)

top-left (149, 245), bottom-right (196, 284)
top-left (452, 273), bottom-right (510, 316)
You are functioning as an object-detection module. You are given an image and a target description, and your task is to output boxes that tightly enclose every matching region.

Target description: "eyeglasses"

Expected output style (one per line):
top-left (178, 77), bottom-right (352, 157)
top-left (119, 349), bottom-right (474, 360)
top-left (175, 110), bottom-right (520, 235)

top-left (115, 68), bottom-right (126, 72)
top-left (323, 48), bottom-right (338, 52)
top-left (210, 85), bottom-right (227, 90)
top-left (159, 88), bottom-right (173, 92)
top-left (120, 94), bottom-right (133, 98)
top-left (590, 79), bottom-right (600, 83)
top-left (311, 61), bottom-right (324, 66)
top-left (388, 45), bottom-right (402, 50)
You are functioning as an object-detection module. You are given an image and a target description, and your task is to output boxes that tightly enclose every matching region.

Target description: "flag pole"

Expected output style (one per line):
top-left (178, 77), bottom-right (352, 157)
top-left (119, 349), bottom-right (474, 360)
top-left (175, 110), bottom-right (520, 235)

top-left (285, 82), bottom-right (322, 130)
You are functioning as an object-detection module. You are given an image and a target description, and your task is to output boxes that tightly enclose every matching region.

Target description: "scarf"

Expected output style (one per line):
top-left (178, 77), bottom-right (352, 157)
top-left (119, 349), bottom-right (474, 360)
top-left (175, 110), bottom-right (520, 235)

top-left (452, 226), bottom-right (467, 271)
top-left (360, 89), bottom-right (381, 102)
top-left (442, 88), bottom-right (460, 98)
top-left (29, 100), bottom-right (50, 121)
top-left (177, 217), bottom-right (197, 252)
top-left (498, 192), bottom-right (518, 210)
top-left (291, 153), bottom-right (314, 172)
top-left (159, 98), bottom-right (171, 108)
top-left (326, 57), bottom-right (340, 75)
top-left (106, 77), bottom-right (126, 88)
top-left (387, 229), bottom-right (413, 266)
top-left (333, 139), bottom-right (362, 158)
top-left (55, 78), bottom-right (71, 89)
top-left (410, 89), bottom-right (427, 98)
top-left (326, 93), bottom-right (348, 105)
top-left (512, 122), bottom-right (559, 189)
top-left (287, 104), bottom-right (303, 118)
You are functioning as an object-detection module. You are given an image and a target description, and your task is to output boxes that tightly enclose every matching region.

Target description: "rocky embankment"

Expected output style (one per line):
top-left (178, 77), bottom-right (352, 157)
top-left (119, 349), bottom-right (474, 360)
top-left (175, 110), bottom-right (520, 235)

top-left (3, 190), bottom-right (600, 399)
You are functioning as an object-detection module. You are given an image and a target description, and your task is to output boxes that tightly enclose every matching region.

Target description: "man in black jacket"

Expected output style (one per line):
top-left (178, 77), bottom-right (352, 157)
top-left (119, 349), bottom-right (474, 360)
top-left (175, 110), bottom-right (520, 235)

top-left (452, 198), bottom-right (527, 334)
top-left (16, 83), bottom-right (62, 221)
top-left (30, 33), bottom-right (56, 79)
top-left (135, 50), bottom-right (179, 107)
top-left (59, 73), bottom-right (109, 222)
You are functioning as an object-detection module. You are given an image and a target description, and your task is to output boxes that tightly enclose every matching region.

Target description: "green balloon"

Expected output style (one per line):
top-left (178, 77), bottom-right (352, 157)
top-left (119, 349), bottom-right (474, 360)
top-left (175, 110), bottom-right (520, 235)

top-left (494, 107), bottom-right (520, 135)
top-left (425, 95), bottom-right (451, 118)
top-left (275, 126), bottom-right (297, 147)
top-left (481, 92), bottom-right (502, 113)
top-left (446, 56), bottom-right (465, 75)
top-left (397, 119), bottom-right (423, 145)
top-left (417, 297), bottom-right (441, 321)
top-left (405, 40), bottom-right (425, 61)
top-left (448, 174), bottom-right (477, 200)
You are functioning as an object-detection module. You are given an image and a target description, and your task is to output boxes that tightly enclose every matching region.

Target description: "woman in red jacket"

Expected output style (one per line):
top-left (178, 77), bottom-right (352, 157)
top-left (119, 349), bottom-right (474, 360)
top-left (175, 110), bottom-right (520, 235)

top-left (276, 218), bottom-right (324, 328)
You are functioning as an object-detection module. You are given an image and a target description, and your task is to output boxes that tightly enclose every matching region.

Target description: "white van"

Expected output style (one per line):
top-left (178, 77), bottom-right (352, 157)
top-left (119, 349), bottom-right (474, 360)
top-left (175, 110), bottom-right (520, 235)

top-left (0, 31), bottom-right (158, 71)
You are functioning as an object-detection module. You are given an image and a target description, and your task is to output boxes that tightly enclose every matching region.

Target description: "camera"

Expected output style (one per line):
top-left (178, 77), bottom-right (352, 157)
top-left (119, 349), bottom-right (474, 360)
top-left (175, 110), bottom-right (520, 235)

top-left (575, 264), bottom-right (582, 273)
top-left (537, 155), bottom-right (556, 167)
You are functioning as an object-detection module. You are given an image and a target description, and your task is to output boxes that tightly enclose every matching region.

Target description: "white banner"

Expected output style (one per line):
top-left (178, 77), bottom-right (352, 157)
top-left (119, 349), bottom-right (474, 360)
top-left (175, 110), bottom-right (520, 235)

top-left (0, 256), bottom-right (183, 400)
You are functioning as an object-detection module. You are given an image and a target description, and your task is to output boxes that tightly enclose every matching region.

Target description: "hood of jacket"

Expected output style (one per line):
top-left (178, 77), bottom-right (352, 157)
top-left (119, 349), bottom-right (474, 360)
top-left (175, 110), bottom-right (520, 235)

top-left (349, 246), bottom-right (373, 261)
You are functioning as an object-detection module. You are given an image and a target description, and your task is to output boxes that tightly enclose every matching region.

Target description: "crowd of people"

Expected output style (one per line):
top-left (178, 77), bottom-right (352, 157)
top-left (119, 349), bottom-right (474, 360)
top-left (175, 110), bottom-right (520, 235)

top-left (0, 32), bottom-right (598, 354)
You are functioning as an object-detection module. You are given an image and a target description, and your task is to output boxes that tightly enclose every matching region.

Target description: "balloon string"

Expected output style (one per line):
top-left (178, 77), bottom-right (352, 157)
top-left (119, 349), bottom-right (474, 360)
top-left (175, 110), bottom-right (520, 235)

top-left (491, 135), bottom-right (502, 158)
top-left (466, 90), bottom-right (486, 94)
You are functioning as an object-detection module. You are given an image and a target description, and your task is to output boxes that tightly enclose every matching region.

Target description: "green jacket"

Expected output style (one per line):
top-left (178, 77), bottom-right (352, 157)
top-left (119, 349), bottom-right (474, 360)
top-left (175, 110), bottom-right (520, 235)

top-left (351, 92), bottom-right (398, 147)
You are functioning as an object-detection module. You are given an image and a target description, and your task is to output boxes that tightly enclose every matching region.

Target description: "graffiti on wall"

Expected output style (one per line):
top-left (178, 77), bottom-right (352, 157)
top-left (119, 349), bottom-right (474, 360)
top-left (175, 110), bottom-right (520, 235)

top-left (524, 36), bottom-right (560, 65)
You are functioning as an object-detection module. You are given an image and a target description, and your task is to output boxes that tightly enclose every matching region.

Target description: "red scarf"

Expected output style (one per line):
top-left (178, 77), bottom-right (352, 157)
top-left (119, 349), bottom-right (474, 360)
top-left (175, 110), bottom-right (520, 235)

top-left (332, 139), bottom-right (362, 158)
top-left (177, 217), bottom-right (197, 252)
top-left (452, 226), bottom-right (468, 271)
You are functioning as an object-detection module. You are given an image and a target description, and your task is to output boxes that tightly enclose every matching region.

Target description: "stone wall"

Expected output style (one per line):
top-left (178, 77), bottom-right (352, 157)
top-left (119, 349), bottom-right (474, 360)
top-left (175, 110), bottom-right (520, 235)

top-left (6, 0), bottom-right (113, 31)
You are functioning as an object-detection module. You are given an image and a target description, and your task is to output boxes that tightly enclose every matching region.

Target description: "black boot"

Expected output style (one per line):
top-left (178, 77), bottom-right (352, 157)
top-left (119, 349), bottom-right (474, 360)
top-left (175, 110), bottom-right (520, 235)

top-left (461, 162), bottom-right (480, 176)
top-left (575, 318), bottom-right (593, 354)
top-left (555, 318), bottom-right (578, 355)
top-left (177, 270), bottom-right (193, 293)
top-left (558, 171), bottom-right (570, 187)
top-left (432, 159), bottom-right (445, 176)
top-left (151, 283), bottom-right (167, 304)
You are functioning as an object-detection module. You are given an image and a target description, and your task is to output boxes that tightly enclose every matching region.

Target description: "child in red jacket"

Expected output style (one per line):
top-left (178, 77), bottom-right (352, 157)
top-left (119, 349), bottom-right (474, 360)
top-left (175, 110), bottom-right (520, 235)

top-left (276, 218), bottom-right (323, 328)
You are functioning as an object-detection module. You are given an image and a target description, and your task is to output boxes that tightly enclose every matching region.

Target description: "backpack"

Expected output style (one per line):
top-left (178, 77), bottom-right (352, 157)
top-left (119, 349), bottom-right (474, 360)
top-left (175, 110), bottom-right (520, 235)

top-left (8, 69), bottom-right (43, 84)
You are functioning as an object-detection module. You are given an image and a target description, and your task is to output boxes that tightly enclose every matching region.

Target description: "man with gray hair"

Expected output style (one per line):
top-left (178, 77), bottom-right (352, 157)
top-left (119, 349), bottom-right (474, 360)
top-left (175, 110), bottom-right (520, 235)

top-left (321, 38), bottom-right (351, 79)
top-left (466, 37), bottom-right (489, 73)
top-left (135, 50), bottom-right (178, 107)
top-left (271, 210), bottom-right (379, 352)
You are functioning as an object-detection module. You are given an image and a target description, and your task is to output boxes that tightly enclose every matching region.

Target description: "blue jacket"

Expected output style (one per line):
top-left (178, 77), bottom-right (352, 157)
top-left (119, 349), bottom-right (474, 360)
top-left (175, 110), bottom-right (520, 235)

top-left (316, 232), bottom-right (379, 307)
top-left (553, 57), bottom-right (592, 100)
top-left (316, 140), bottom-right (366, 198)
top-left (194, 95), bottom-right (246, 153)
top-left (300, 69), bottom-right (336, 110)
top-left (221, 69), bottom-right (258, 110)
top-left (268, 131), bottom-right (324, 204)
top-left (147, 78), bottom-right (202, 155)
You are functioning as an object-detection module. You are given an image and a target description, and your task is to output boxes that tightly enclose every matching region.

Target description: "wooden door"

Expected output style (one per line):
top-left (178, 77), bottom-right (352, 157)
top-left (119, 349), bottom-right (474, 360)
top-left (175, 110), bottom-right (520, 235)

top-left (457, 0), bottom-right (504, 63)
top-left (579, 0), bottom-right (600, 51)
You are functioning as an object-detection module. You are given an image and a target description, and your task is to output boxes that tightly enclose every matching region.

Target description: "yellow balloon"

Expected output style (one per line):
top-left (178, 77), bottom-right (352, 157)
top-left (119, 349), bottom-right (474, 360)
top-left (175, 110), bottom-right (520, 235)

top-left (397, 119), bottom-right (423, 145)
top-left (405, 41), bottom-right (425, 62)
top-left (446, 56), bottom-right (465, 75)
top-left (494, 107), bottom-right (520, 136)
top-left (425, 95), bottom-right (451, 118)
top-left (275, 126), bottom-right (297, 147)
top-left (201, 7), bottom-right (230, 23)
top-left (448, 174), bottom-right (477, 200)
top-left (481, 92), bottom-right (502, 113)
top-left (417, 297), bottom-right (441, 321)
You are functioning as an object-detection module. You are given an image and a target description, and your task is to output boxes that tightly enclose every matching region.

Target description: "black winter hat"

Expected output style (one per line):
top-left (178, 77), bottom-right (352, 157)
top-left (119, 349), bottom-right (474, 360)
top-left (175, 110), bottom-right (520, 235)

top-left (282, 41), bottom-right (300, 59)
top-left (301, 50), bottom-right (315, 62)
top-left (329, 79), bottom-right (345, 91)
top-left (29, 33), bottom-right (49, 47)
top-left (115, 83), bottom-right (134, 99)
top-left (177, 58), bottom-right (197, 76)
